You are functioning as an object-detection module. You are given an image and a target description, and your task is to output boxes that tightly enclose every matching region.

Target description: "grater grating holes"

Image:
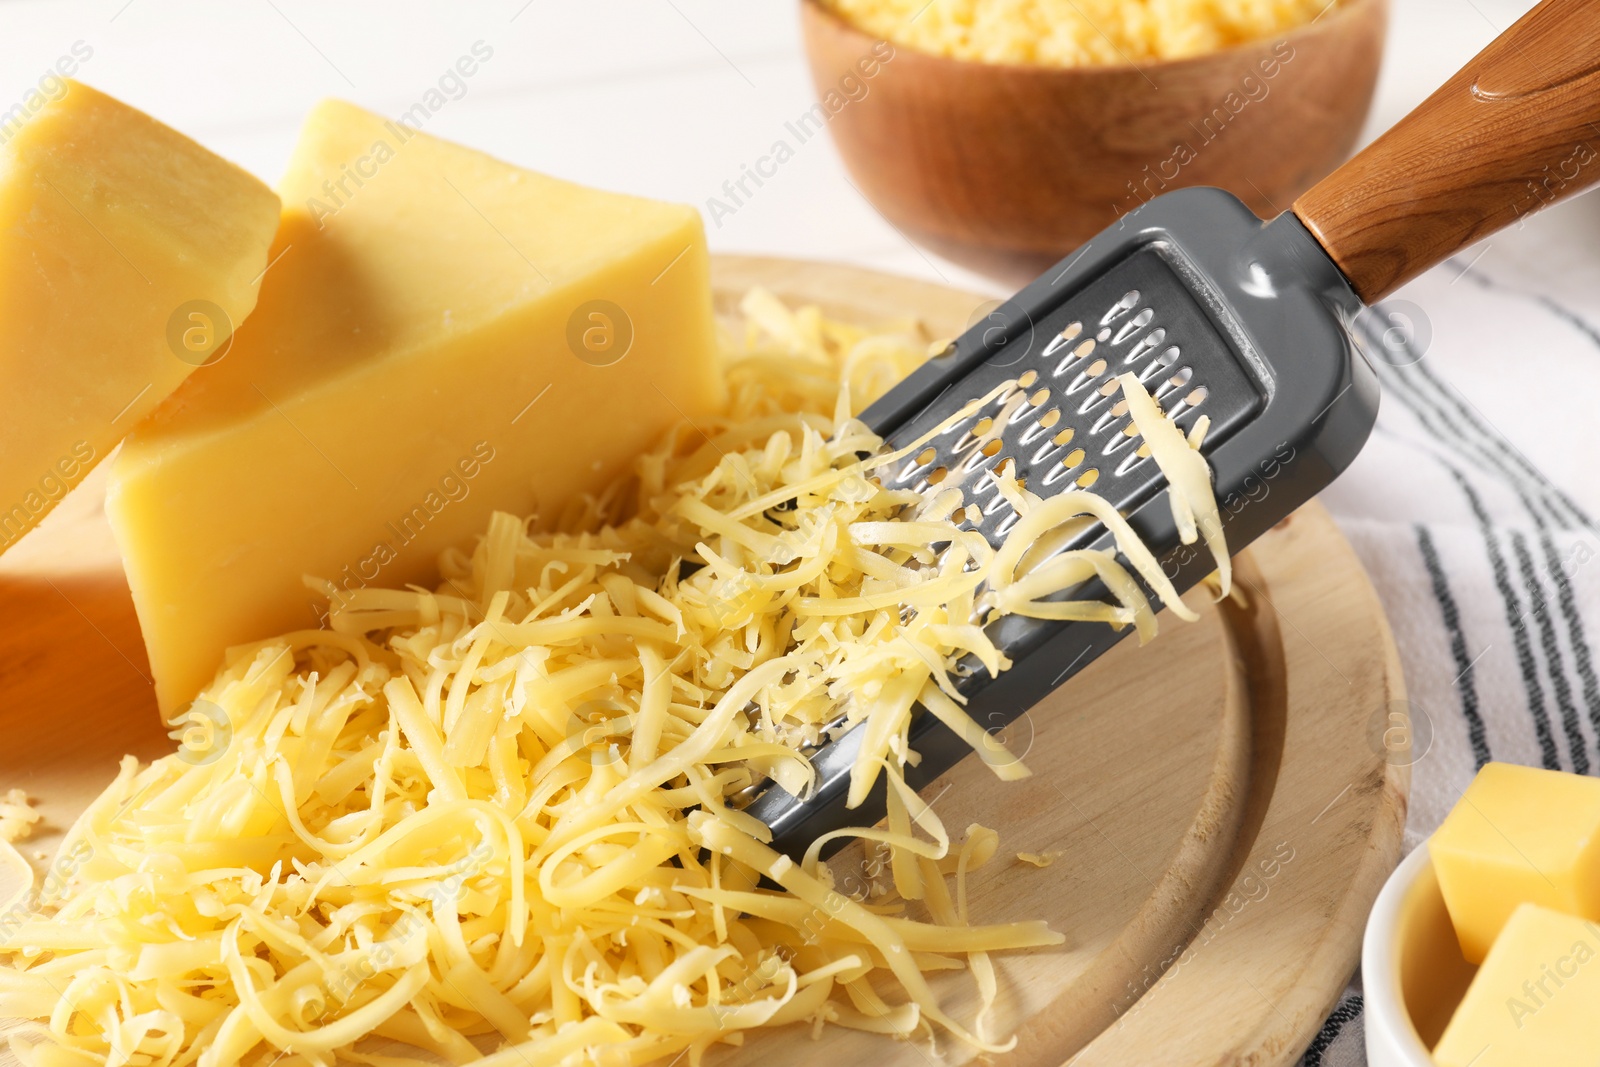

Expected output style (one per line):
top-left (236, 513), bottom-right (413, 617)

top-left (1056, 305), bottom-right (1179, 489)
top-left (1075, 376), bottom-right (1123, 417)
top-left (884, 262), bottom-right (1235, 548)
top-left (1064, 359), bottom-right (1108, 397)
top-left (1100, 290), bottom-right (1140, 326)
top-left (1111, 308), bottom-right (1154, 344)
top-left (1091, 399), bottom-right (1130, 435)
top-left (1041, 321), bottom-right (1083, 359)
top-left (1155, 367), bottom-right (1194, 400)
top-left (1123, 328), bottom-right (1167, 364)
top-left (1114, 448), bottom-right (1149, 476)
top-left (1052, 338), bottom-right (1097, 376)
top-left (1101, 422), bottom-right (1139, 457)
top-left (897, 445), bottom-right (939, 485)
top-left (1134, 348), bottom-right (1182, 386)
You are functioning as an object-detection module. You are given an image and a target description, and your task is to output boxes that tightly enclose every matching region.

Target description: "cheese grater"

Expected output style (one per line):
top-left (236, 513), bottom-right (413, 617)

top-left (746, 0), bottom-right (1600, 857)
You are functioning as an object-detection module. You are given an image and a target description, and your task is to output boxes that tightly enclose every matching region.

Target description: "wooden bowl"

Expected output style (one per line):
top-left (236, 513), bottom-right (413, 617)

top-left (800, 0), bottom-right (1388, 283)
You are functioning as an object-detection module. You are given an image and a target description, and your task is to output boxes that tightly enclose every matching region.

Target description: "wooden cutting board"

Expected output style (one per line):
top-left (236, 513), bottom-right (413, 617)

top-left (0, 256), bottom-right (1407, 1066)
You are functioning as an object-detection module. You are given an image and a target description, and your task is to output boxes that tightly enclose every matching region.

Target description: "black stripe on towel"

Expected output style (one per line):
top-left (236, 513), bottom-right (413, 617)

top-left (1405, 356), bottom-right (1593, 531)
top-left (1389, 339), bottom-right (1600, 766)
top-left (1529, 516), bottom-right (1600, 757)
top-left (1417, 525), bottom-right (1492, 769)
top-left (1376, 344), bottom-right (1557, 533)
top-left (1359, 297), bottom-right (1600, 770)
top-left (1394, 353), bottom-right (1598, 764)
top-left (1301, 994), bottom-right (1364, 1067)
top-left (1510, 530), bottom-right (1589, 774)
top-left (1452, 470), bottom-right (1561, 770)
top-left (1378, 366), bottom-right (1589, 767)
top-left (1394, 281), bottom-right (1597, 531)
top-left (1356, 306), bottom-right (1591, 537)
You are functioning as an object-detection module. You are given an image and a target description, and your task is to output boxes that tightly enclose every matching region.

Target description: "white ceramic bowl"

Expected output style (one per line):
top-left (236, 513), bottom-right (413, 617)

top-left (1362, 840), bottom-right (1479, 1067)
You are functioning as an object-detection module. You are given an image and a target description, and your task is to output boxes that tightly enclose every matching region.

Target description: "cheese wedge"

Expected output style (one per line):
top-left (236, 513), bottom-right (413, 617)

top-left (108, 99), bottom-right (724, 712)
top-left (1430, 762), bottom-right (1600, 963)
top-left (0, 80), bottom-right (278, 551)
top-left (1434, 903), bottom-right (1600, 1067)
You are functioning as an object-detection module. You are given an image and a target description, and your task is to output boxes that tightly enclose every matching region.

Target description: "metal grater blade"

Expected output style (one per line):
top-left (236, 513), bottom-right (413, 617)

top-left (744, 190), bottom-right (1380, 858)
top-left (883, 249), bottom-right (1262, 552)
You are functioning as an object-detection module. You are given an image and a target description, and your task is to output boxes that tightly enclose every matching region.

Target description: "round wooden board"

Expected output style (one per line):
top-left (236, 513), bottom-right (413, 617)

top-left (0, 256), bottom-right (1407, 1067)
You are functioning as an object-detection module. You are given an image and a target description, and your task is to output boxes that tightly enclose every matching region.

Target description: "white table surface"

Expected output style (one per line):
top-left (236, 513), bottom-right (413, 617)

top-left (3, 3), bottom-right (1599, 1065)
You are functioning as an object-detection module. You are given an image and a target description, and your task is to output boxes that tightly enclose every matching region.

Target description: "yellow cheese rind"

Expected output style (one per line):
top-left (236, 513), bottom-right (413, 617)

top-left (108, 99), bottom-right (725, 712)
top-left (1434, 903), bottom-right (1600, 1067)
top-left (1430, 762), bottom-right (1600, 964)
top-left (0, 80), bottom-right (278, 551)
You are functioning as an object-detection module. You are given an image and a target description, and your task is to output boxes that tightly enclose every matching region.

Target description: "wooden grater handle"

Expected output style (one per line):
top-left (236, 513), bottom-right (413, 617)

top-left (1293, 0), bottom-right (1600, 304)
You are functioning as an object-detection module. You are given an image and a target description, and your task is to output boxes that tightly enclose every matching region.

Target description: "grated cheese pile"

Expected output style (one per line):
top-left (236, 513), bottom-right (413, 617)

top-left (0, 289), bottom-right (1225, 1067)
top-left (1014, 852), bottom-right (1063, 868)
top-left (821, 0), bottom-right (1329, 65)
top-left (0, 792), bottom-right (39, 846)
top-left (0, 791), bottom-right (39, 919)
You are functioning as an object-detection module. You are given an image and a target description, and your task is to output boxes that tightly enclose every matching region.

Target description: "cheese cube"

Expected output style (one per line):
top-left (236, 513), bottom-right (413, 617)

top-left (0, 80), bottom-right (278, 551)
top-left (108, 100), bottom-right (724, 711)
top-left (1430, 762), bottom-right (1600, 963)
top-left (1434, 903), bottom-right (1600, 1067)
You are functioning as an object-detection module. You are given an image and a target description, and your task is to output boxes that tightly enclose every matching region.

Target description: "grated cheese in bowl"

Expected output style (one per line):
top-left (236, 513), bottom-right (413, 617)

top-left (0, 289), bottom-right (1226, 1066)
top-left (819, 0), bottom-right (1332, 65)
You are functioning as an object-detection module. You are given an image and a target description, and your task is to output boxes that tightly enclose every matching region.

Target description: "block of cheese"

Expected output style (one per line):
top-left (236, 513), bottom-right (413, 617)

top-left (1430, 762), bottom-right (1600, 963)
top-left (108, 99), bottom-right (724, 712)
top-left (0, 80), bottom-right (278, 551)
top-left (1434, 903), bottom-right (1600, 1067)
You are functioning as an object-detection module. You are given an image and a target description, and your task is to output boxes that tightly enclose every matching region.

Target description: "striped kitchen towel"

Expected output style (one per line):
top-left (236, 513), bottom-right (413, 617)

top-left (1295, 254), bottom-right (1600, 1066)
